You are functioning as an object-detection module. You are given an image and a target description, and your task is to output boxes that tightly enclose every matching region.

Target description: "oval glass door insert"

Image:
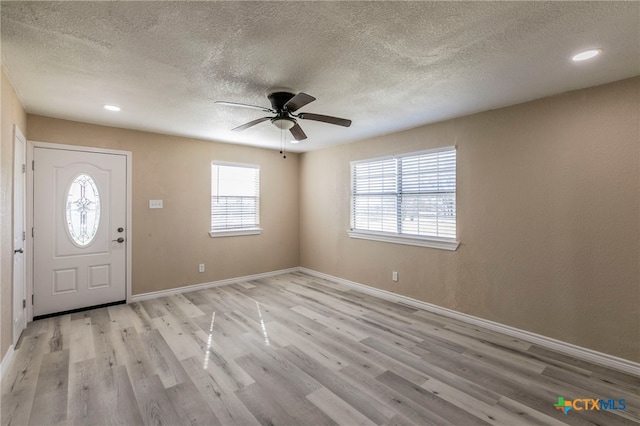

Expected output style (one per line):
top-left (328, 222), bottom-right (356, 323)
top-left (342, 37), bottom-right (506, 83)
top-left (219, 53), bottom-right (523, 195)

top-left (66, 174), bottom-right (101, 246)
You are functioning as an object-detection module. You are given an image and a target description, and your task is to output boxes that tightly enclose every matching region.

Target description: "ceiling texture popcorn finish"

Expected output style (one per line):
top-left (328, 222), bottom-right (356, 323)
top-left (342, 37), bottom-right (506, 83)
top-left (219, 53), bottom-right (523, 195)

top-left (1, 1), bottom-right (638, 152)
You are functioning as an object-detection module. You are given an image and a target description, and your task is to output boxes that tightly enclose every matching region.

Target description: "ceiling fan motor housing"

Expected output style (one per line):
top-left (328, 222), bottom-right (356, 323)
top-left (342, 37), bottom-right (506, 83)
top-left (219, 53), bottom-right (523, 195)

top-left (268, 92), bottom-right (296, 111)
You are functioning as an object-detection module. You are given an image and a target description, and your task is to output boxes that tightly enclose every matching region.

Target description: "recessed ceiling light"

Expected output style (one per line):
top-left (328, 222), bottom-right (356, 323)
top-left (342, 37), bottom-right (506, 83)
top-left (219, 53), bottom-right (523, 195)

top-left (572, 49), bottom-right (602, 62)
top-left (290, 140), bottom-right (300, 144)
top-left (104, 105), bottom-right (121, 111)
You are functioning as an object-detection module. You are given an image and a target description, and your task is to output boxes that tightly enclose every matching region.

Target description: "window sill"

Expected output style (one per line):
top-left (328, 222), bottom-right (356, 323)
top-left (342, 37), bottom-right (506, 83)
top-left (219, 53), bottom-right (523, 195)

top-left (209, 228), bottom-right (262, 238)
top-left (348, 230), bottom-right (459, 251)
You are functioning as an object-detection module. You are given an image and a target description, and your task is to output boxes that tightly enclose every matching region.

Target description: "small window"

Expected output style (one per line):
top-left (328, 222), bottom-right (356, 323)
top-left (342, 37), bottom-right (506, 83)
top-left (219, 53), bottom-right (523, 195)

top-left (66, 173), bottom-right (101, 246)
top-left (349, 146), bottom-right (458, 250)
top-left (210, 163), bottom-right (261, 237)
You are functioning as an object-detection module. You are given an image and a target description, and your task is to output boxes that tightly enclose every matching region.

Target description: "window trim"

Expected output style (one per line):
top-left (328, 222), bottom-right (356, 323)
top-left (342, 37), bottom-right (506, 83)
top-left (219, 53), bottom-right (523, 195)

top-left (209, 228), bottom-right (262, 238)
top-left (349, 146), bottom-right (459, 251)
top-left (348, 229), bottom-right (459, 250)
top-left (210, 161), bottom-right (261, 238)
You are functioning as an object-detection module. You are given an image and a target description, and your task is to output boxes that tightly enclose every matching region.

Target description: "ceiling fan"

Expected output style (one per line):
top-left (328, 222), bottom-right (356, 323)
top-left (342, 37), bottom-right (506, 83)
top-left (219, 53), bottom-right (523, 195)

top-left (216, 90), bottom-right (352, 141)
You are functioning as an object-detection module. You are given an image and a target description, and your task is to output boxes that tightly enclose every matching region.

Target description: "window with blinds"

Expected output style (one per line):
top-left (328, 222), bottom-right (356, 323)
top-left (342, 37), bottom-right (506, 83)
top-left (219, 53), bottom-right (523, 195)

top-left (350, 147), bottom-right (457, 249)
top-left (210, 163), bottom-right (260, 236)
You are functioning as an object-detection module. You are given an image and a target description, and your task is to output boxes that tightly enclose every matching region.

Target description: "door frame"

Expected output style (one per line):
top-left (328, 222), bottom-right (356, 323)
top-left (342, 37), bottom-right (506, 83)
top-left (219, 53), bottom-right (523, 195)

top-left (26, 141), bottom-right (133, 322)
top-left (12, 125), bottom-right (26, 344)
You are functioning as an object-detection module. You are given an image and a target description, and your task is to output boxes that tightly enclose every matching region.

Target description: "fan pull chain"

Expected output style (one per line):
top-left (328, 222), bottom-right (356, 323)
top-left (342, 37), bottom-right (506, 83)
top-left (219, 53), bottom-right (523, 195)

top-left (280, 128), bottom-right (287, 159)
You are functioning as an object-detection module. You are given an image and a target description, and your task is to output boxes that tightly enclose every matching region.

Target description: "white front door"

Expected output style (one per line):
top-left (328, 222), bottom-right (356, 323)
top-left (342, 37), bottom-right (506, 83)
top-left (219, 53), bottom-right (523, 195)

top-left (13, 125), bottom-right (27, 343)
top-left (33, 147), bottom-right (127, 317)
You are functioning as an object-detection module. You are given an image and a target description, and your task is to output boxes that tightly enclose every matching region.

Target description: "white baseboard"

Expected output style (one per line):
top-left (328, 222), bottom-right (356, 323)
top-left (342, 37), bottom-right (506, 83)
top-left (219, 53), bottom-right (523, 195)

top-left (1, 344), bottom-right (15, 382)
top-left (129, 267), bottom-right (300, 303)
top-left (299, 267), bottom-right (640, 378)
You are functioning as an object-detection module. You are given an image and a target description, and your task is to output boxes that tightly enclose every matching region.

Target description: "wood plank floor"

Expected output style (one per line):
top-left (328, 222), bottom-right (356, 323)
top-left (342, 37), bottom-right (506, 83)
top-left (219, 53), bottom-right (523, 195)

top-left (2, 272), bottom-right (639, 426)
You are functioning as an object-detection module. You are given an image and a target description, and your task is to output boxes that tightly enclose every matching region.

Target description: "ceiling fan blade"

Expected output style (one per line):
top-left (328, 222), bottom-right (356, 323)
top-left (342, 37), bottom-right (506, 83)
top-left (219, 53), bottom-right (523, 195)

top-left (298, 112), bottom-right (352, 127)
top-left (216, 101), bottom-right (274, 113)
top-left (284, 93), bottom-right (316, 112)
top-left (289, 123), bottom-right (307, 141)
top-left (232, 117), bottom-right (272, 131)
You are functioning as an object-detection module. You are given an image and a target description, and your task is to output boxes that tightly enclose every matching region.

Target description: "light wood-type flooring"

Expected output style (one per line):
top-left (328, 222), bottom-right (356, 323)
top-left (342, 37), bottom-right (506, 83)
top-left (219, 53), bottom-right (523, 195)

top-left (2, 272), bottom-right (639, 425)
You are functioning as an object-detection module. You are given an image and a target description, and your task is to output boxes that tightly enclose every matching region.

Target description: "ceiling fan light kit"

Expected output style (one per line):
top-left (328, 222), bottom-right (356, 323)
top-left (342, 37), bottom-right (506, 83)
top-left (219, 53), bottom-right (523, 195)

top-left (216, 91), bottom-right (352, 145)
top-left (271, 117), bottom-right (296, 130)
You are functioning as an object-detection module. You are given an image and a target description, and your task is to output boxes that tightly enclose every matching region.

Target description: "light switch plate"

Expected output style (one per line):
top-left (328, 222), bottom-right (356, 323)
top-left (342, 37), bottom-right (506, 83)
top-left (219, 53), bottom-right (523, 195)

top-left (149, 200), bottom-right (163, 209)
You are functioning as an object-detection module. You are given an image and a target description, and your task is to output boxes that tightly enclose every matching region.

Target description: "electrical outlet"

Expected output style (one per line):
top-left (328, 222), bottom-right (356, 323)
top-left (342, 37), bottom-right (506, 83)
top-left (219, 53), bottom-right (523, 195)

top-left (392, 271), bottom-right (398, 282)
top-left (199, 263), bottom-right (205, 273)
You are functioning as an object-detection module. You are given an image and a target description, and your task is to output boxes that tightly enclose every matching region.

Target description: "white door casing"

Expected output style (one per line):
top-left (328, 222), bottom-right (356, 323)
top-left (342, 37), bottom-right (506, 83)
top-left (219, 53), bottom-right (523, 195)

top-left (13, 125), bottom-right (27, 344)
top-left (33, 147), bottom-right (128, 317)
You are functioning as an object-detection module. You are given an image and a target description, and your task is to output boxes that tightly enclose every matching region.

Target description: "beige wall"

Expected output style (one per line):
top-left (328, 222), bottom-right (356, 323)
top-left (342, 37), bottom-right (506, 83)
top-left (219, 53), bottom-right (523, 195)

top-left (2, 74), bottom-right (637, 366)
top-left (299, 77), bottom-right (640, 362)
top-left (27, 116), bottom-right (300, 296)
top-left (1, 68), bottom-right (28, 361)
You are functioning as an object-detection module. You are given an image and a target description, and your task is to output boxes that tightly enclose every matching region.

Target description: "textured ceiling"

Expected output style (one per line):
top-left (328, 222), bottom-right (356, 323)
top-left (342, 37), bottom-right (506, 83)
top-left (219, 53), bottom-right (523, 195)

top-left (1, 1), bottom-right (639, 152)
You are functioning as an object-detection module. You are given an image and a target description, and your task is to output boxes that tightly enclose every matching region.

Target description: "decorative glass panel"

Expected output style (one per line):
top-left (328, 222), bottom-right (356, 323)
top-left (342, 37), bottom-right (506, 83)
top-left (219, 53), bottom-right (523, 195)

top-left (66, 174), bottom-right (101, 246)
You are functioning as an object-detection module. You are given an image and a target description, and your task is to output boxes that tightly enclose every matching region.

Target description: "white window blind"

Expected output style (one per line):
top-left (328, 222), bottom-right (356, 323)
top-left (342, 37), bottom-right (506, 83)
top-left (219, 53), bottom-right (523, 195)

top-left (351, 147), bottom-right (456, 243)
top-left (352, 157), bottom-right (398, 233)
top-left (211, 163), bottom-right (260, 233)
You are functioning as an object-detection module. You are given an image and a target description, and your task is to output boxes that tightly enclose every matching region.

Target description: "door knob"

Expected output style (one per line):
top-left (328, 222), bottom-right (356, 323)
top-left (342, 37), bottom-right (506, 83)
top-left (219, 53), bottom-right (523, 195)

top-left (112, 237), bottom-right (125, 243)
top-left (14, 248), bottom-right (24, 254)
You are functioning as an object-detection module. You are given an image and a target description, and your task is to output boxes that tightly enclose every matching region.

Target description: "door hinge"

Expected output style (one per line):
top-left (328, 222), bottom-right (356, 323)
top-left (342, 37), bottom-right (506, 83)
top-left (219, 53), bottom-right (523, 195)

top-left (31, 227), bottom-right (34, 238)
top-left (22, 231), bottom-right (26, 241)
top-left (31, 160), bottom-right (34, 171)
top-left (22, 164), bottom-right (26, 173)
top-left (32, 294), bottom-right (34, 305)
top-left (22, 299), bottom-right (26, 309)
